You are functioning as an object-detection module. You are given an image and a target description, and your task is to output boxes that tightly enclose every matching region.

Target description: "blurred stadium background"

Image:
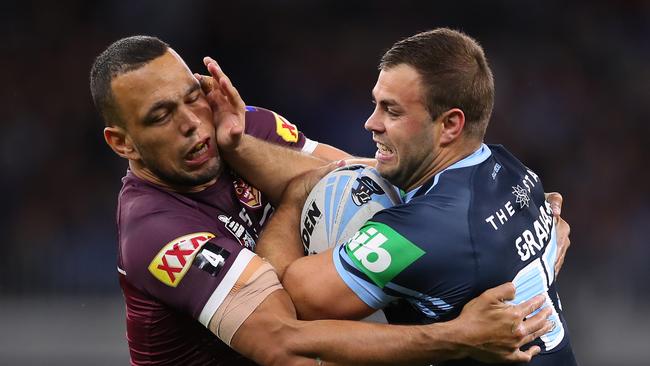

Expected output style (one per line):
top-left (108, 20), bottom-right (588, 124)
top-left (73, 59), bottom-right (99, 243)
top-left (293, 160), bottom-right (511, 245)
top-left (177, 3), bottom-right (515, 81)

top-left (1, 1), bottom-right (648, 365)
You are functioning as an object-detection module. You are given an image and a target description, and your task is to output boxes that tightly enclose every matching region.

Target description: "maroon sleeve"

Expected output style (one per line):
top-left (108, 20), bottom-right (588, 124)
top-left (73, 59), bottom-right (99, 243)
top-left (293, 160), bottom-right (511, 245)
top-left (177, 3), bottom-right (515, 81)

top-left (244, 106), bottom-right (308, 149)
top-left (120, 205), bottom-right (256, 326)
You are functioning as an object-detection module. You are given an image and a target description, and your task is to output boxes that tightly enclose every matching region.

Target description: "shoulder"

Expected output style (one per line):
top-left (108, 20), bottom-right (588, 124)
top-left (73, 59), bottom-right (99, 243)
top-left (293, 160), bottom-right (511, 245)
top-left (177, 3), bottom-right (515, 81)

top-left (372, 193), bottom-right (470, 241)
top-left (244, 106), bottom-right (306, 147)
top-left (118, 181), bottom-right (216, 276)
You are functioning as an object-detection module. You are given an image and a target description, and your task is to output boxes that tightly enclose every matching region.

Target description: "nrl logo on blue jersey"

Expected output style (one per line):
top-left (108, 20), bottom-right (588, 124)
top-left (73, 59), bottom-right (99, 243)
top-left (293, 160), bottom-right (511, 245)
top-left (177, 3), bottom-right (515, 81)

top-left (351, 176), bottom-right (386, 206)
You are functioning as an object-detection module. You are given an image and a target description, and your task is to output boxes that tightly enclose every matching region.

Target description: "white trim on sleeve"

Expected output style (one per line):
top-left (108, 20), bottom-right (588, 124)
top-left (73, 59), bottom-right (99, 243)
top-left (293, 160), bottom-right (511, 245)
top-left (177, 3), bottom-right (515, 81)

top-left (198, 248), bottom-right (256, 327)
top-left (301, 138), bottom-right (319, 155)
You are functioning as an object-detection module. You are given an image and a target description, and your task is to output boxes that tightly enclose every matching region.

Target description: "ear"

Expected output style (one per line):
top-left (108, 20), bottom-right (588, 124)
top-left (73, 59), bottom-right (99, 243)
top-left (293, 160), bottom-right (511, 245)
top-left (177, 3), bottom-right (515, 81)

top-left (438, 108), bottom-right (465, 145)
top-left (104, 126), bottom-right (140, 160)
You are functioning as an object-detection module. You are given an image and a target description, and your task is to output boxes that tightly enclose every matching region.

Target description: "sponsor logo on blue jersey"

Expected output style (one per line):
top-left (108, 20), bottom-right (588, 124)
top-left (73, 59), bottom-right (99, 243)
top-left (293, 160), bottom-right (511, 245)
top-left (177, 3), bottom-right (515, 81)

top-left (345, 221), bottom-right (425, 288)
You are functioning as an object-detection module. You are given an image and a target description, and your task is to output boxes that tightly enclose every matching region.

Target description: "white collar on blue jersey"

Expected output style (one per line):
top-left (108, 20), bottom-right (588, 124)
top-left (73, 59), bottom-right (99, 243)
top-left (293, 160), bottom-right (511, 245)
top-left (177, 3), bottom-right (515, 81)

top-left (402, 143), bottom-right (492, 203)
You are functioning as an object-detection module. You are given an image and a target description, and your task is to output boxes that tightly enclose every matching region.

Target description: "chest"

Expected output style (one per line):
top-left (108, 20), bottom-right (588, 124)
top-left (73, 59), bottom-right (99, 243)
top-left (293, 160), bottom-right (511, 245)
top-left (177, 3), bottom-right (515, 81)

top-left (193, 175), bottom-right (274, 251)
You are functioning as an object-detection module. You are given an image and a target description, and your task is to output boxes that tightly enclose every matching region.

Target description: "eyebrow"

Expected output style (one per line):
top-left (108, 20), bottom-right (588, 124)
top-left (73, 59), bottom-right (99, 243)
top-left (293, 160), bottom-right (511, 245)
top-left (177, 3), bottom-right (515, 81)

top-left (185, 81), bottom-right (201, 97)
top-left (372, 94), bottom-right (400, 108)
top-left (143, 82), bottom-right (201, 122)
top-left (370, 93), bottom-right (400, 106)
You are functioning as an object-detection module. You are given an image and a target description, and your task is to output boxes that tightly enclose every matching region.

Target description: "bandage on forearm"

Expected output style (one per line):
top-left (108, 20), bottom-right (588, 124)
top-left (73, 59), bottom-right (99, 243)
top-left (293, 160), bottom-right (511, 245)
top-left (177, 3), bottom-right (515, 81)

top-left (210, 260), bottom-right (283, 345)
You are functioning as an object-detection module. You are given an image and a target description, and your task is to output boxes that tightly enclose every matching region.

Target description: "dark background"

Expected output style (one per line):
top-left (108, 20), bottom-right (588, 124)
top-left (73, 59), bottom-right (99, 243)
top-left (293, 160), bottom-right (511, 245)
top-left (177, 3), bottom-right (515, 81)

top-left (1, 1), bottom-right (648, 365)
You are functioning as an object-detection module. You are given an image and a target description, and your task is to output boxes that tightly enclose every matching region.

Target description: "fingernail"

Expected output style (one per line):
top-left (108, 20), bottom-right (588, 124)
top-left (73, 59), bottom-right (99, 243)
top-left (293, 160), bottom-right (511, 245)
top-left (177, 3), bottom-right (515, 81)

top-left (548, 320), bottom-right (556, 331)
top-left (336, 160), bottom-right (346, 167)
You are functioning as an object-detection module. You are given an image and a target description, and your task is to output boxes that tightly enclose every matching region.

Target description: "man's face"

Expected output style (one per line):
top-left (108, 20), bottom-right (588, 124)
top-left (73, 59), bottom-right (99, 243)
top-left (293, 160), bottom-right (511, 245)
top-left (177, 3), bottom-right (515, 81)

top-left (365, 64), bottom-right (440, 190)
top-left (111, 49), bottom-right (220, 187)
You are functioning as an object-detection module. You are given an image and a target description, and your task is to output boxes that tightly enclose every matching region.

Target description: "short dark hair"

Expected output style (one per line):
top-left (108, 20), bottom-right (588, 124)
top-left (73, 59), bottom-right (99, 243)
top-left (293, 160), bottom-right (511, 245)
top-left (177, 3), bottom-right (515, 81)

top-left (380, 28), bottom-right (494, 139)
top-left (89, 36), bottom-right (169, 127)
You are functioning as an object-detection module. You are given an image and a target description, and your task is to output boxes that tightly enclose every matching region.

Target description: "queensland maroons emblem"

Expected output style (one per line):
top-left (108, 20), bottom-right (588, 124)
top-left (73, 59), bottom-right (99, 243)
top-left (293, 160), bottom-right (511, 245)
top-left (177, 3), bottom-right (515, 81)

top-left (233, 178), bottom-right (262, 208)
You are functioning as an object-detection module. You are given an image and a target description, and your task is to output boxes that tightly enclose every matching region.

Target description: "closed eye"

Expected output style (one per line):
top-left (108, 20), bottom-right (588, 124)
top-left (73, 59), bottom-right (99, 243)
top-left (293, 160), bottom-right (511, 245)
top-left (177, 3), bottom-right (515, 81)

top-left (186, 89), bottom-right (201, 103)
top-left (149, 110), bottom-right (171, 124)
top-left (186, 83), bottom-right (202, 104)
top-left (144, 101), bottom-right (175, 125)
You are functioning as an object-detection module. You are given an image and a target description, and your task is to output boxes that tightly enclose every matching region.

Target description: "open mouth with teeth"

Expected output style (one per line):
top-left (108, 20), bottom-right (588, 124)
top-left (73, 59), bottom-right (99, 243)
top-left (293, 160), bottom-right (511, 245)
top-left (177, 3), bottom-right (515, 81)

top-left (377, 142), bottom-right (393, 154)
top-left (187, 141), bottom-right (208, 159)
top-left (376, 141), bottom-right (395, 162)
top-left (184, 139), bottom-right (213, 166)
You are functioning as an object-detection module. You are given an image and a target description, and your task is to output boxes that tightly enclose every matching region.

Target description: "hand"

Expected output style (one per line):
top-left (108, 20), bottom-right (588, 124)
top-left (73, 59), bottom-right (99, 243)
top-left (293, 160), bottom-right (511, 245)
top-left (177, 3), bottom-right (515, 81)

top-left (341, 158), bottom-right (377, 167)
top-left (451, 283), bottom-right (554, 363)
top-left (199, 57), bottom-right (246, 152)
top-left (281, 161), bottom-right (345, 207)
top-left (544, 192), bottom-right (571, 276)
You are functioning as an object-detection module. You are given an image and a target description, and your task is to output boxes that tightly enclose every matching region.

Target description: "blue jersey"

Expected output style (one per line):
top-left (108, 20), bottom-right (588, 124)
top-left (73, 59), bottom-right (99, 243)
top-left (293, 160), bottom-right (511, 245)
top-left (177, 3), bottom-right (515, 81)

top-left (334, 144), bottom-right (577, 365)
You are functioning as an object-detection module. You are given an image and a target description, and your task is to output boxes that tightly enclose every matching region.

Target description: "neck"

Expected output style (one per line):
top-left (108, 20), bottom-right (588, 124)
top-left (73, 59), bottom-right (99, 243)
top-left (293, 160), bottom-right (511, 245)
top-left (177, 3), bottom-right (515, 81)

top-left (129, 161), bottom-right (217, 193)
top-left (404, 139), bottom-right (482, 192)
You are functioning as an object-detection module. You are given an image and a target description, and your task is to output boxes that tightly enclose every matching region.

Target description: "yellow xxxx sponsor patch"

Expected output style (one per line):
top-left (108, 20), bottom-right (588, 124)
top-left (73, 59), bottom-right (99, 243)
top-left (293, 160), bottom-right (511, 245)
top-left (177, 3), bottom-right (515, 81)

top-left (274, 112), bottom-right (299, 143)
top-left (148, 232), bottom-right (215, 287)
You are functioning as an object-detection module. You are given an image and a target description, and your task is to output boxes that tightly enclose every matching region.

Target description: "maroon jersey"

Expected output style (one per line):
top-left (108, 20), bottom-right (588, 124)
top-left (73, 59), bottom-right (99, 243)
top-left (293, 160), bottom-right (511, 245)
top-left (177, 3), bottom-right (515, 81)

top-left (116, 107), bottom-right (309, 365)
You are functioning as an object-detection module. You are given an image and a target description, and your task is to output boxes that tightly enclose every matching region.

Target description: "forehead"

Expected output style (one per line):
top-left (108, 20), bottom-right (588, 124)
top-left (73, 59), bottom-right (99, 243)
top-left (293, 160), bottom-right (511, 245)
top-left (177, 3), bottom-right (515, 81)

top-left (373, 64), bottom-right (425, 105)
top-left (110, 49), bottom-right (195, 123)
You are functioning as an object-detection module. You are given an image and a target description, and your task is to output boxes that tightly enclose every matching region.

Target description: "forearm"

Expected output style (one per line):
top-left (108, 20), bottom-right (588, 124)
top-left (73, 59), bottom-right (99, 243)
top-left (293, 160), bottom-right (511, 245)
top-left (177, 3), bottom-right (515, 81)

top-left (232, 288), bottom-right (467, 366)
top-left (255, 200), bottom-right (304, 278)
top-left (221, 135), bottom-right (328, 204)
top-left (282, 318), bottom-right (466, 365)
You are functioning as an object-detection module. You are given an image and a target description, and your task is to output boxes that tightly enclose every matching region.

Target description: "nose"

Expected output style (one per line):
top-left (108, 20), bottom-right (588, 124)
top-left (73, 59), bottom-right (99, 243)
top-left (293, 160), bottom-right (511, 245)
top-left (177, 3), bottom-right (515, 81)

top-left (364, 109), bottom-right (384, 133)
top-left (178, 107), bottom-right (202, 137)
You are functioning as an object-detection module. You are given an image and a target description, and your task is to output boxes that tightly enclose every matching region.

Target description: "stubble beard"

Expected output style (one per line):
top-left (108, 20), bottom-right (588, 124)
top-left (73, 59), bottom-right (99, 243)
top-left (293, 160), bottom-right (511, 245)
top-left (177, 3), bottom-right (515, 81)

top-left (141, 152), bottom-right (222, 188)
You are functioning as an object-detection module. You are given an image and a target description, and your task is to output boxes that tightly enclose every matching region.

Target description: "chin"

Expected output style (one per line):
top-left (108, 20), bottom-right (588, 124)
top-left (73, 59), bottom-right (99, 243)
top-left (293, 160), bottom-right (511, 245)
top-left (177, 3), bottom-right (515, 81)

top-left (190, 162), bottom-right (222, 185)
top-left (376, 164), bottom-right (398, 185)
top-left (151, 161), bottom-right (221, 188)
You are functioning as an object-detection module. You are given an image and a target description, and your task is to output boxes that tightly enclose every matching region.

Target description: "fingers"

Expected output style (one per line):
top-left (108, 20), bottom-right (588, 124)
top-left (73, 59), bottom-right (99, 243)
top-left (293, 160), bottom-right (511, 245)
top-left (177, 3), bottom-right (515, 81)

top-left (544, 192), bottom-right (563, 217)
top-left (203, 57), bottom-right (245, 111)
top-left (483, 282), bottom-right (516, 302)
top-left (194, 73), bottom-right (214, 94)
top-left (520, 306), bottom-right (553, 343)
top-left (306, 162), bottom-right (339, 187)
top-left (322, 160), bottom-right (342, 174)
top-left (511, 345), bottom-right (541, 363)
top-left (341, 158), bottom-right (377, 167)
top-left (554, 217), bottom-right (571, 275)
top-left (556, 217), bottom-right (571, 237)
top-left (516, 294), bottom-right (545, 318)
top-left (554, 254), bottom-right (566, 277)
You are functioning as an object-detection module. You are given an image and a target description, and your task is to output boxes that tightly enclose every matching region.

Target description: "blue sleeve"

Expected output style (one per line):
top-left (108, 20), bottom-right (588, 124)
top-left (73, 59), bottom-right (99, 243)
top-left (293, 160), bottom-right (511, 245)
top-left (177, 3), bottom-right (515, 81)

top-left (332, 243), bottom-right (397, 309)
top-left (332, 197), bottom-right (473, 317)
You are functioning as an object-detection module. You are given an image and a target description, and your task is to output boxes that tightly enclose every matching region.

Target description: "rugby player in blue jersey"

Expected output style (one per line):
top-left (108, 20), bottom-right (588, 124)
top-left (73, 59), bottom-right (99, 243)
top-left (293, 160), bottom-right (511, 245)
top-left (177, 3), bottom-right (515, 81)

top-left (91, 35), bottom-right (559, 365)
top-left (211, 29), bottom-right (575, 365)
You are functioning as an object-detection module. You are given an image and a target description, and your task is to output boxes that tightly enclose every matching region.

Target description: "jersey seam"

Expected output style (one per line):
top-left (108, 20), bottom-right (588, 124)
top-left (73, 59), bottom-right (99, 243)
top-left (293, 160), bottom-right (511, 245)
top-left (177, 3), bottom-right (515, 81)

top-left (466, 165), bottom-right (480, 299)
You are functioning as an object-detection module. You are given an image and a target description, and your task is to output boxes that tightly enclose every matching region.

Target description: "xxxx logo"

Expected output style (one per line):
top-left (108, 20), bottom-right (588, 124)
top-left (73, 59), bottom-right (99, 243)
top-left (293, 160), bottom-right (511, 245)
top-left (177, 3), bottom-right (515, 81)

top-left (148, 232), bottom-right (215, 287)
top-left (274, 112), bottom-right (299, 143)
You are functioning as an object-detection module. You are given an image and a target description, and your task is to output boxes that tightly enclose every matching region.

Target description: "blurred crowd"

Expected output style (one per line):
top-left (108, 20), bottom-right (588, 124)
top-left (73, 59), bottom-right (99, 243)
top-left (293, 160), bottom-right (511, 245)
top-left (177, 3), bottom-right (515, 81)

top-left (1, 0), bottom-right (649, 363)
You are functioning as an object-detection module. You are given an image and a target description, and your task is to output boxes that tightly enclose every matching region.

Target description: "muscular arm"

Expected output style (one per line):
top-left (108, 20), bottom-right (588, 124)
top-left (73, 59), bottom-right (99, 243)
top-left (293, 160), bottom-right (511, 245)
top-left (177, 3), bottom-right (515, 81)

top-left (220, 134), bottom-right (340, 205)
top-left (233, 289), bottom-right (463, 366)
top-left (215, 256), bottom-right (551, 366)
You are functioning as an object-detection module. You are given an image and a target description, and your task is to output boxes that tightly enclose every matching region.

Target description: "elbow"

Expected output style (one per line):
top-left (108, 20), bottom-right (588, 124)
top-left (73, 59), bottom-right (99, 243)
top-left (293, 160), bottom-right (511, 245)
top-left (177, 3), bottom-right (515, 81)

top-left (283, 262), bottom-right (328, 320)
top-left (284, 254), bottom-right (359, 320)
